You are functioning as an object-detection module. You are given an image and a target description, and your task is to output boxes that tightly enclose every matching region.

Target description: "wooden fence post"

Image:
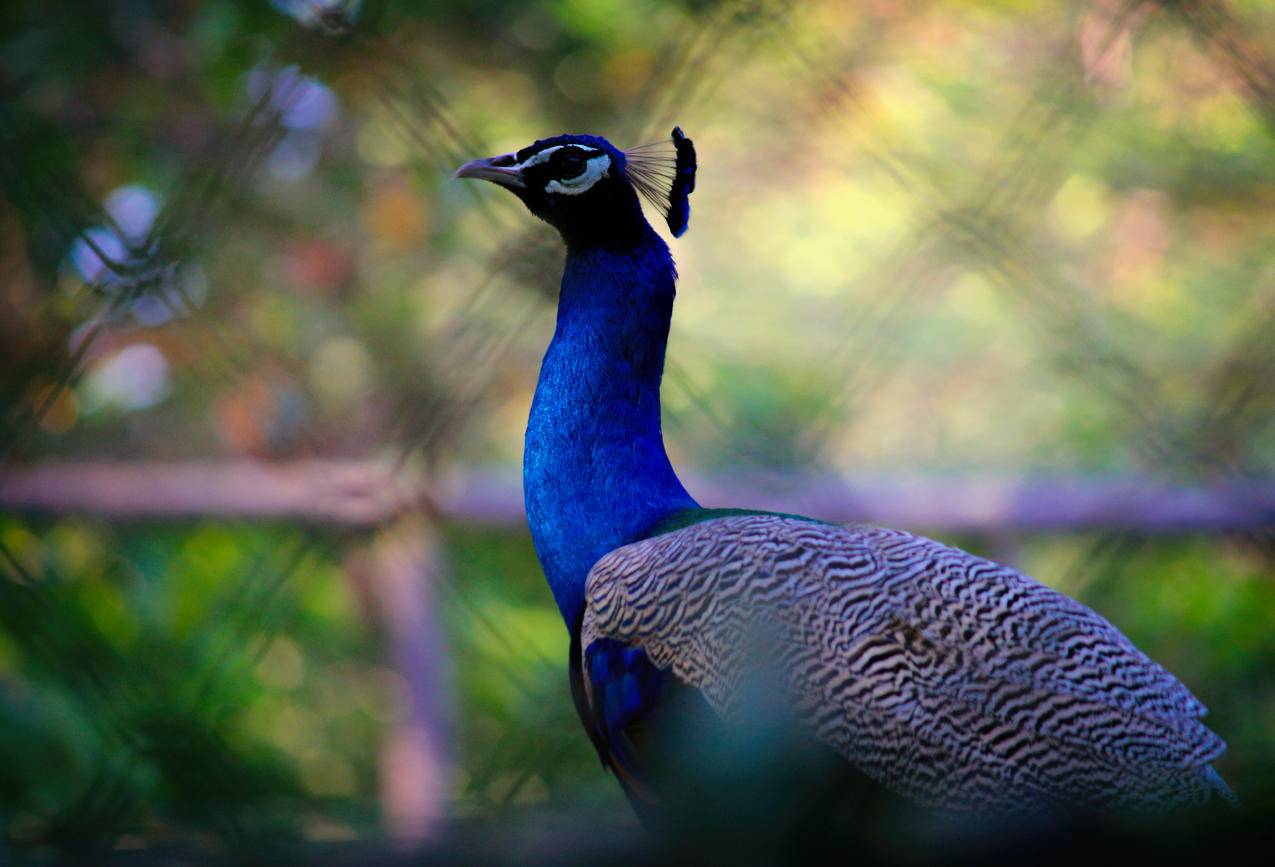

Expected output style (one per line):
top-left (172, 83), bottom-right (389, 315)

top-left (345, 514), bottom-right (453, 847)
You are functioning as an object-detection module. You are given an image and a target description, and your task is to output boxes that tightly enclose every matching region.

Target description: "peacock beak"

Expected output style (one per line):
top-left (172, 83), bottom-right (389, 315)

top-left (453, 154), bottom-right (526, 189)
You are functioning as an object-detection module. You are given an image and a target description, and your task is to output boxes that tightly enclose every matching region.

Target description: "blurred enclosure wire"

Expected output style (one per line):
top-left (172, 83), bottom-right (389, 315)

top-left (2, 0), bottom-right (1275, 861)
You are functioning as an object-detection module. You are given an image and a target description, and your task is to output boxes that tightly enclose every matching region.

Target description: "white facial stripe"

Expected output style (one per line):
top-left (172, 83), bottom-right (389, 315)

top-left (515, 145), bottom-right (565, 170)
top-left (545, 153), bottom-right (611, 196)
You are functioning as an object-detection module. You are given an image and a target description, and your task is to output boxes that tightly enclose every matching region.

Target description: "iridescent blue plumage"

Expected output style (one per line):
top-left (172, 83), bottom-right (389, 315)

top-left (587, 639), bottom-right (672, 747)
top-left (523, 225), bottom-right (697, 627)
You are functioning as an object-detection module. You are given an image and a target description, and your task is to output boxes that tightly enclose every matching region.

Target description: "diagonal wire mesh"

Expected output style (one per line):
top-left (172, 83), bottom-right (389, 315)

top-left (1, 0), bottom-right (1274, 859)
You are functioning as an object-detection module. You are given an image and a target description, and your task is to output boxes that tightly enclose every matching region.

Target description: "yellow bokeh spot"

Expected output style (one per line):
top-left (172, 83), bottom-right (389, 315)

top-left (362, 176), bottom-right (428, 251)
top-left (603, 50), bottom-right (653, 100)
top-left (1195, 93), bottom-right (1254, 152)
top-left (0, 526), bottom-right (43, 579)
top-left (257, 637), bottom-right (305, 691)
top-left (47, 522), bottom-right (105, 578)
top-left (356, 116), bottom-right (410, 167)
top-left (300, 752), bottom-right (359, 798)
top-left (946, 271), bottom-right (999, 323)
top-left (309, 336), bottom-right (375, 410)
top-left (1049, 174), bottom-right (1109, 240)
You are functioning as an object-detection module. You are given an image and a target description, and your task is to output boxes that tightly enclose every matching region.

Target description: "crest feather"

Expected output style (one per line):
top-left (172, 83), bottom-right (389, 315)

top-left (626, 127), bottom-right (697, 237)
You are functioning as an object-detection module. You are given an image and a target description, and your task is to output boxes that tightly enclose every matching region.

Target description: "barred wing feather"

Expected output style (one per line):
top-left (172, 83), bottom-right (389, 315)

top-left (581, 515), bottom-right (1230, 812)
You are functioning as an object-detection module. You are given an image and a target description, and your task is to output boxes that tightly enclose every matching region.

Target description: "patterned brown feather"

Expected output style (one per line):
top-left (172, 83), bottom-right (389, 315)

top-left (581, 515), bottom-right (1231, 813)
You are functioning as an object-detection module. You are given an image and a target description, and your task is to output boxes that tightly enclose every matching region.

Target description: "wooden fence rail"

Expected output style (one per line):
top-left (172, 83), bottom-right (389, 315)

top-left (2, 460), bottom-right (1274, 533)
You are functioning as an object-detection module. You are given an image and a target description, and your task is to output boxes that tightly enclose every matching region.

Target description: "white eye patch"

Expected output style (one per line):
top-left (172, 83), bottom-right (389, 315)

top-left (545, 153), bottom-right (610, 196)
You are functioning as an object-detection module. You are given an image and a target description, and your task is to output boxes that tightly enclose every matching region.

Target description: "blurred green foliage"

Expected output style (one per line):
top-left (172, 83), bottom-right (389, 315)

top-left (3, 0), bottom-right (1275, 859)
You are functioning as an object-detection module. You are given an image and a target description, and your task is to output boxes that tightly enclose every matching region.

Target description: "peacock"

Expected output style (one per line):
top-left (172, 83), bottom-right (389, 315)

top-left (454, 128), bottom-right (1232, 832)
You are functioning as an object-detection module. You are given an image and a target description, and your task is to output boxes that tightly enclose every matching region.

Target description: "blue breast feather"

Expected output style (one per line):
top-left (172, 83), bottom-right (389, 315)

top-left (523, 228), bottom-right (696, 629)
top-left (586, 639), bottom-right (672, 746)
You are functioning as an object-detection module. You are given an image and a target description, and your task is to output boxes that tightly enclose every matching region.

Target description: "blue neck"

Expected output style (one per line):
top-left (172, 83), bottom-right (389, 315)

top-left (524, 227), bottom-right (699, 627)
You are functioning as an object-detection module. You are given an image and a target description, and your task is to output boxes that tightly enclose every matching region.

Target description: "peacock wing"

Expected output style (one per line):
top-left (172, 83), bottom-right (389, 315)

top-left (582, 514), bottom-right (1230, 812)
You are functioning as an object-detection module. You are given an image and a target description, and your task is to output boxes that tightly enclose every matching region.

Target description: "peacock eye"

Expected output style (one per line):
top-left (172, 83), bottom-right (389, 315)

top-left (558, 153), bottom-right (586, 179)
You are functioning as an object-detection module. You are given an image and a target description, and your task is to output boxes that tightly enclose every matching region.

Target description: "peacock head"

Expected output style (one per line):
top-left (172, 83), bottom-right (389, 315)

top-left (454, 128), bottom-right (696, 246)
